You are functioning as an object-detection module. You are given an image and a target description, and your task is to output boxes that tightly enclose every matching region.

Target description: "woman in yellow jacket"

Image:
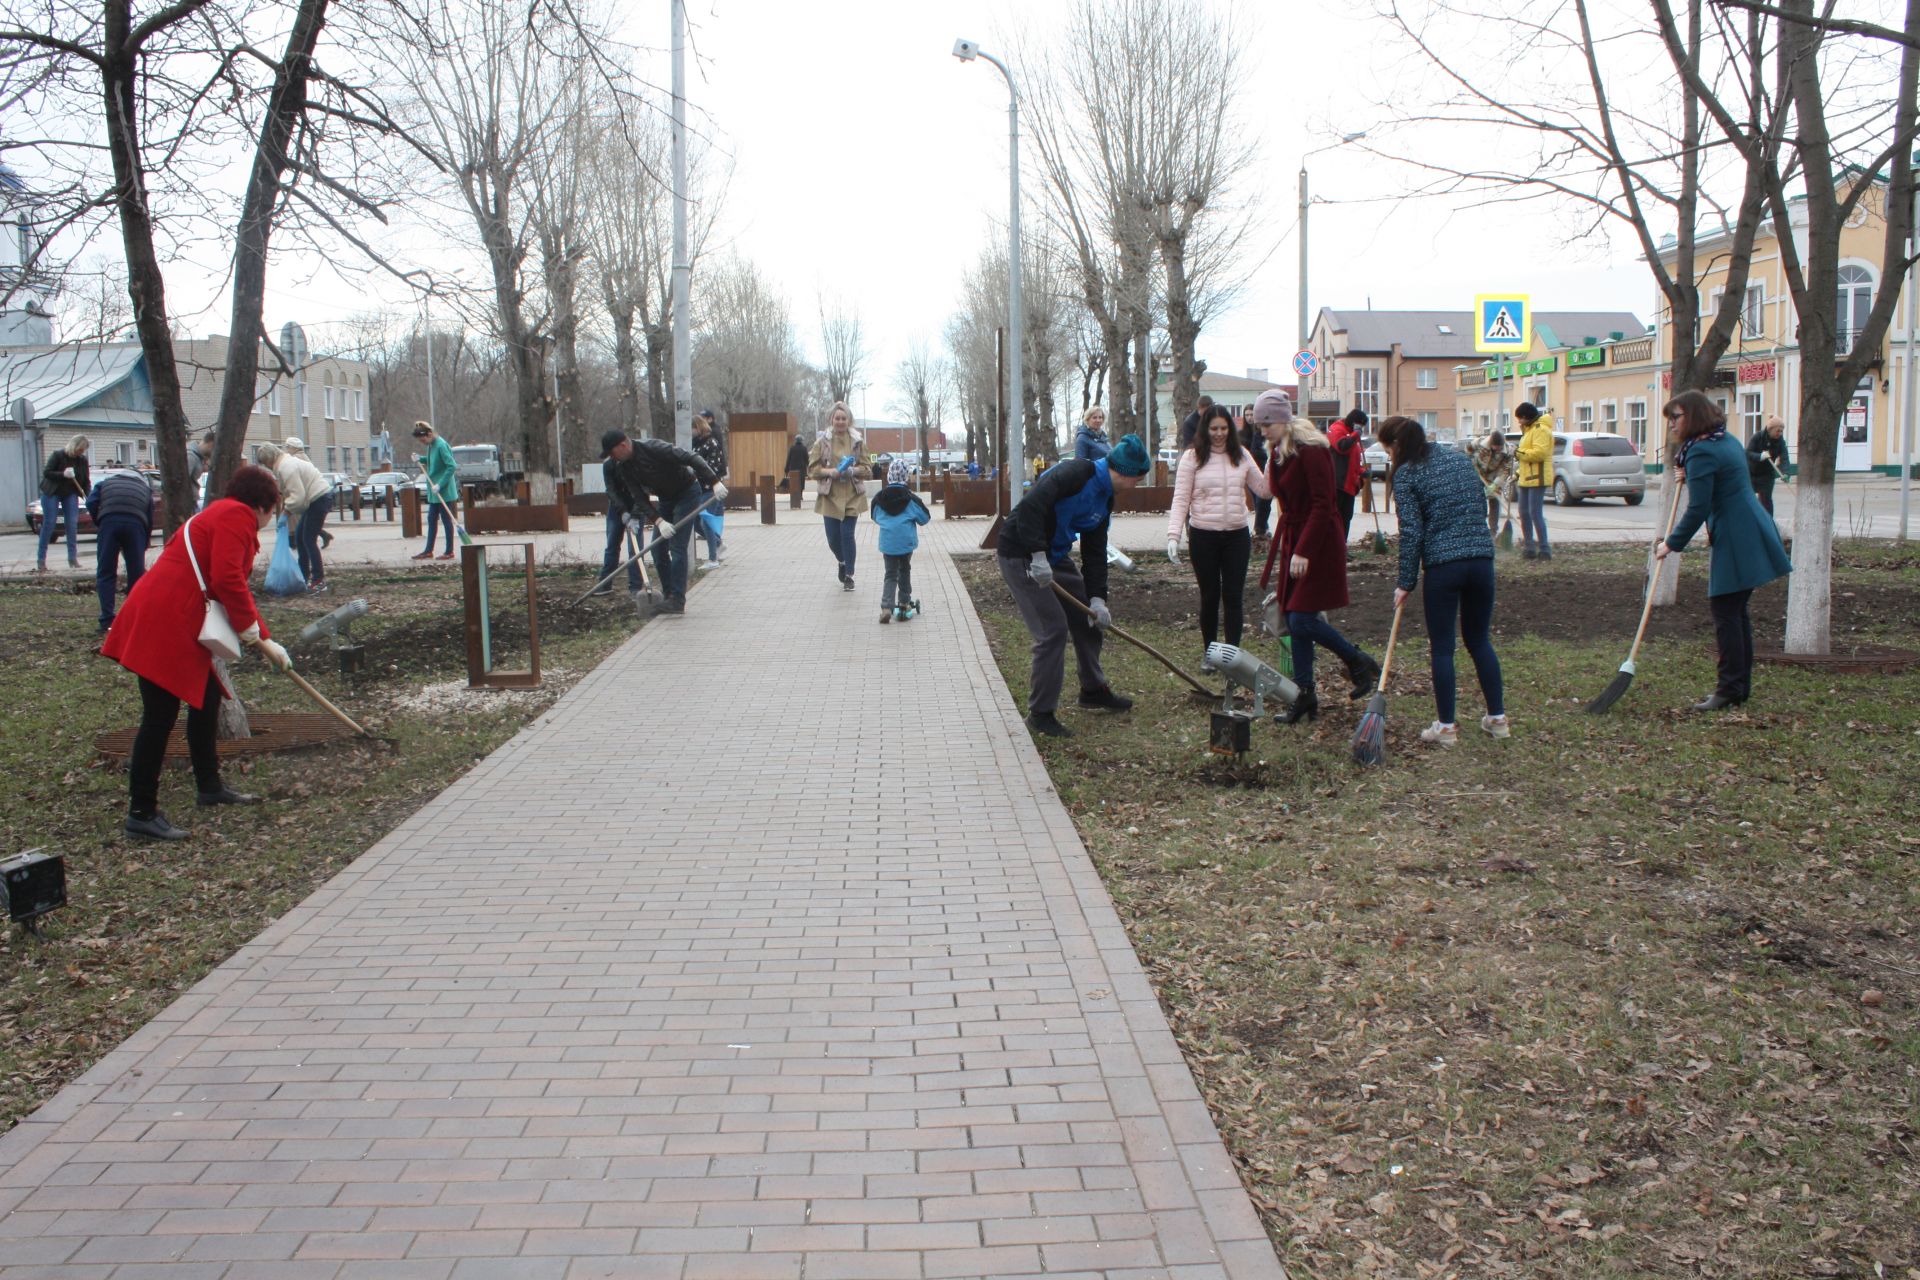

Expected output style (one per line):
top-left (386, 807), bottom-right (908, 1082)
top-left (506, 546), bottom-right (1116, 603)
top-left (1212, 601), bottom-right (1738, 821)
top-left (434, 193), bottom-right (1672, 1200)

top-left (810, 401), bottom-right (870, 591)
top-left (1512, 402), bottom-right (1555, 559)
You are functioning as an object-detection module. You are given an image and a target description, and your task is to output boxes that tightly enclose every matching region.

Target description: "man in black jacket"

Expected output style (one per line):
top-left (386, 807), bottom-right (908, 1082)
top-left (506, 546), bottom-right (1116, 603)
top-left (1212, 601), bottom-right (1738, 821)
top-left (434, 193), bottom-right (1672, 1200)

top-left (600, 429), bottom-right (724, 614)
top-left (87, 464), bottom-right (153, 634)
top-left (1747, 416), bottom-right (1789, 515)
top-left (996, 432), bottom-right (1151, 737)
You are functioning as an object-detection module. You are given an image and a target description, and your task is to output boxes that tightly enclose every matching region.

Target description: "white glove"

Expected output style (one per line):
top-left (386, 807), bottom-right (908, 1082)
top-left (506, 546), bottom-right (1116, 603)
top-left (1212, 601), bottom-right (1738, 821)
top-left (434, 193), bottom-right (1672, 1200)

top-left (240, 621), bottom-right (262, 644)
top-left (259, 638), bottom-right (292, 671)
top-left (1028, 552), bottom-right (1054, 588)
top-left (623, 513), bottom-right (641, 532)
top-left (711, 482), bottom-right (728, 503)
top-left (1088, 597), bottom-right (1112, 631)
top-left (1166, 538), bottom-right (1179, 565)
top-left (654, 518), bottom-right (673, 540)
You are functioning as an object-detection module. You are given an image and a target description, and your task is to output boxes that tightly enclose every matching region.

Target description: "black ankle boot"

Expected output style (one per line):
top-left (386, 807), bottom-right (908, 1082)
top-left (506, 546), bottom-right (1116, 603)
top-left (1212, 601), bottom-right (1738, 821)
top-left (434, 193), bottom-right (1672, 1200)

top-left (1345, 653), bottom-right (1381, 700)
top-left (1277, 690), bottom-right (1319, 724)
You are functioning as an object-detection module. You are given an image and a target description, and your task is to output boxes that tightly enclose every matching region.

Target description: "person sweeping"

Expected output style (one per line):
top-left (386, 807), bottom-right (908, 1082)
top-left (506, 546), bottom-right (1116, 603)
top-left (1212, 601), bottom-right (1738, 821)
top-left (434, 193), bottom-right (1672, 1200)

top-left (1378, 416), bottom-right (1507, 745)
top-left (996, 434), bottom-right (1151, 738)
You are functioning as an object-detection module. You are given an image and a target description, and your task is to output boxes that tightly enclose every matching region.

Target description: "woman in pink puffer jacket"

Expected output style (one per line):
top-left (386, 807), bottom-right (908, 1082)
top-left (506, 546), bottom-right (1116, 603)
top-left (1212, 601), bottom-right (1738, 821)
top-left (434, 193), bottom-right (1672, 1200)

top-left (1167, 403), bottom-right (1272, 671)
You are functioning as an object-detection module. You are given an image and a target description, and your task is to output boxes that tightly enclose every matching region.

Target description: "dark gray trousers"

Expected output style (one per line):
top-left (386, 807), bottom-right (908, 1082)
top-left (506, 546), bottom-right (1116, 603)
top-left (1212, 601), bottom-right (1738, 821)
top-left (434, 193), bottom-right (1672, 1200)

top-left (997, 554), bottom-right (1107, 716)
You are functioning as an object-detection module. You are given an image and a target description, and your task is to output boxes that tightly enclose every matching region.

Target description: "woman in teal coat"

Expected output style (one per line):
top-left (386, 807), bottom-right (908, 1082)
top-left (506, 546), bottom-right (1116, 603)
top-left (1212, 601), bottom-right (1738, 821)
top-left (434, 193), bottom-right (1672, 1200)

top-left (1655, 390), bottom-right (1791, 710)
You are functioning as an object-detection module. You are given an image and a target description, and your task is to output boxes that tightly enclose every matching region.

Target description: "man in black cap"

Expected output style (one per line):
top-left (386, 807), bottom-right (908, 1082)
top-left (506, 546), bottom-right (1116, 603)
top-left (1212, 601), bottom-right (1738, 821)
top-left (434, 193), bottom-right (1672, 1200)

top-left (601, 428), bottom-right (724, 613)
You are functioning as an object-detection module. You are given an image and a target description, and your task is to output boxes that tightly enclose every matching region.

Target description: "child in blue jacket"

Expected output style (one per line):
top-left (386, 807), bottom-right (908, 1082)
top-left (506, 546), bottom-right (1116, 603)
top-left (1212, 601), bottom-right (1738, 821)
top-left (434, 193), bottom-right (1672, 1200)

top-left (871, 458), bottom-right (931, 623)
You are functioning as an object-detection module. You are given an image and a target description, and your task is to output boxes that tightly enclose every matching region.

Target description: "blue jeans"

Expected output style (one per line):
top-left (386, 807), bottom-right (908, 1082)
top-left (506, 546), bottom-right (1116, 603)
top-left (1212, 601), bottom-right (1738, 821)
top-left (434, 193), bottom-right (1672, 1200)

top-left (1422, 557), bottom-right (1503, 724)
top-left (601, 505), bottom-right (642, 590)
top-left (651, 487), bottom-right (702, 600)
top-left (422, 501), bottom-right (455, 553)
top-left (37, 493), bottom-right (78, 566)
top-left (1516, 485), bottom-right (1549, 552)
top-left (1285, 610), bottom-right (1367, 696)
top-left (700, 507), bottom-right (724, 559)
top-left (95, 514), bottom-right (148, 631)
top-left (823, 515), bottom-right (859, 579)
top-left (295, 494), bottom-right (331, 584)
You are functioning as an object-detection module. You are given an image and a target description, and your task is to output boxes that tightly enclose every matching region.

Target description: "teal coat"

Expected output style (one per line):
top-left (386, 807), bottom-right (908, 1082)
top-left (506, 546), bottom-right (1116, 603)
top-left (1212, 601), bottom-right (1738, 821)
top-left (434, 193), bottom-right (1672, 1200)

top-left (1664, 433), bottom-right (1791, 596)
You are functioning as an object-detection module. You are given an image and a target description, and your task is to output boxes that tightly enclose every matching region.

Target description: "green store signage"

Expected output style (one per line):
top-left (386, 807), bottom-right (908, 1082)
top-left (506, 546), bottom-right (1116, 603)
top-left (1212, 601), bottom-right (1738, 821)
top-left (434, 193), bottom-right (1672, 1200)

top-left (1568, 347), bottom-right (1606, 368)
top-left (1515, 357), bottom-right (1559, 377)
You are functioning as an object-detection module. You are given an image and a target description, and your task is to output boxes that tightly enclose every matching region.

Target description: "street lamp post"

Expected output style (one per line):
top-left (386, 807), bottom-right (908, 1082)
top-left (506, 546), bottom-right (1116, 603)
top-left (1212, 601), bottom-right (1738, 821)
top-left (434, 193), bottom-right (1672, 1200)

top-left (953, 38), bottom-right (1024, 499)
top-left (1298, 132), bottom-right (1367, 407)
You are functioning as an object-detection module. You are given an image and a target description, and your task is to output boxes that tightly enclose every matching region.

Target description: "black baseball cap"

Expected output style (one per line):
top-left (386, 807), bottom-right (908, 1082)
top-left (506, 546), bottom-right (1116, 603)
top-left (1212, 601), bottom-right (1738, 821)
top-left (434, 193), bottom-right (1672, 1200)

top-left (601, 429), bottom-right (628, 458)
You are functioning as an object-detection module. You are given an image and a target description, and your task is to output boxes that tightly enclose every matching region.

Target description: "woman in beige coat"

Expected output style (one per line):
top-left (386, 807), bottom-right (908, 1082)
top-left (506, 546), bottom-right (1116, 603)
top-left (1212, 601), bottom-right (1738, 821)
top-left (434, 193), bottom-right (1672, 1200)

top-left (810, 402), bottom-right (870, 591)
top-left (255, 442), bottom-right (333, 593)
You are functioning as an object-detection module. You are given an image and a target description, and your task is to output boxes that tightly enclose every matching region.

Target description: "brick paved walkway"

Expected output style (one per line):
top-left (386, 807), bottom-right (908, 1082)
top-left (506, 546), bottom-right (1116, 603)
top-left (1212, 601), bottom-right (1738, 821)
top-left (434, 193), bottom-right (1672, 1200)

top-left (0, 513), bottom-right (1287, 1280)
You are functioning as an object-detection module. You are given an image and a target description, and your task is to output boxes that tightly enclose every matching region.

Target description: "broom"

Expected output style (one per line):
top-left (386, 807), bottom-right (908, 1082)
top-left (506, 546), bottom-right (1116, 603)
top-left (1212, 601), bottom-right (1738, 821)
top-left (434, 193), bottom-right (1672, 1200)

top-left (1587, 475), bottom-right (1687, 714)
top-left (1350, 598), bottom-right (1406, 768)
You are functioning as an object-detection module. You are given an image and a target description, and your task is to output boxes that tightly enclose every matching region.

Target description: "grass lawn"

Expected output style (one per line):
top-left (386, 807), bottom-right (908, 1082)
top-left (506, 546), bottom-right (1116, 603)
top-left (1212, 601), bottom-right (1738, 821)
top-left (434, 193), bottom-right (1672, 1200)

top-left (961, 542), bottom-right (1920, 1280)
top-left (0, 561), bottom-right (651, 1132)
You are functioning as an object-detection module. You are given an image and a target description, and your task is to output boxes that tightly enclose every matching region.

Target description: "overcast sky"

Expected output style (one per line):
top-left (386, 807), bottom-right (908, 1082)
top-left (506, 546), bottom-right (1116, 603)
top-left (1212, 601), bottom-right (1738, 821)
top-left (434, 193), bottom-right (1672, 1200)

top-left (145, 0), bottom-right (1656, 408)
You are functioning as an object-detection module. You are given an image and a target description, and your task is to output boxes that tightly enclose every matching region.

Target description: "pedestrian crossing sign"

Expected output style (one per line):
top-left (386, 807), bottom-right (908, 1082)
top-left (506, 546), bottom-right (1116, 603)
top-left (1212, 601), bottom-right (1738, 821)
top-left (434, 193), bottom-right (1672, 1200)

top-left (1474, 294), bottom-right (1531, 353)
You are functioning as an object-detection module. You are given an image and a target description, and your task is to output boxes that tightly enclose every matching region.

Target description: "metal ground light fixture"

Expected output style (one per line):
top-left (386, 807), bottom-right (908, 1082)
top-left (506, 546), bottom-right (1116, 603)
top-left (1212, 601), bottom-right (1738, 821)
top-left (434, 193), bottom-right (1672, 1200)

top-left (953, 38), bottom-right (1024, 499)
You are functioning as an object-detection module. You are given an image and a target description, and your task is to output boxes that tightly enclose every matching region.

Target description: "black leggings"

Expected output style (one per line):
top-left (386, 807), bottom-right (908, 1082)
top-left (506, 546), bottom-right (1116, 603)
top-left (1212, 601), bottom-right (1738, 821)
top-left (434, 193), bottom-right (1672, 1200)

top-left (1710, 589), bottom-right (1755, 702)
top-left (130, 671), bottom-right (223, 817)
top-left (1188, 525), bottom-right (1252, 649)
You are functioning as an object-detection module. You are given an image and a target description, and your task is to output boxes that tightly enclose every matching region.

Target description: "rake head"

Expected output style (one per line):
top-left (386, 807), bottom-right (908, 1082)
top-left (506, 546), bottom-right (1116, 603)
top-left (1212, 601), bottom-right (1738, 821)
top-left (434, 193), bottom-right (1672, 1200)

top-left (1585, 664), bottom-right (1635, 715)
top-left (1350, 691), bottom-right (1389, 767)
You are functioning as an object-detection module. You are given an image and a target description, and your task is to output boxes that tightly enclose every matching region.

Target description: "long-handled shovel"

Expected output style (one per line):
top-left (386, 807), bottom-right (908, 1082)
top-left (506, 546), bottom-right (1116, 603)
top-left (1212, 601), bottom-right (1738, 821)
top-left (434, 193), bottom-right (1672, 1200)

top-left (573, 495), bottom-right (719, 606)
top-left (280, 665), bottom-right (371, 737)
top-left (1587, 475), bottom-right (1688, 714)
top-left (1350, 598), bottom-right (1406, 768)
top-left (1049, 581), bottom-right (1213, 698)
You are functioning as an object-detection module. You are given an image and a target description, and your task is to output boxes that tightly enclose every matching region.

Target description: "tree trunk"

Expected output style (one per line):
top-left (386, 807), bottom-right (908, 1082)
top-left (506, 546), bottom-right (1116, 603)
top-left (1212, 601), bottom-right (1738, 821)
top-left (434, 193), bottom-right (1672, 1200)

top-left (643, 322), bottom-right (672, 441)
top-left (1163, 236), bottom-right (1199, 427)
top-left (1101, 316), bottom-right (1134, 441)
top-left (209, 0), bottom-right (329, 506)
top-left (607, 294), bottom-right (641, 435)
top-left (541, 229), bottom-right (583, 488)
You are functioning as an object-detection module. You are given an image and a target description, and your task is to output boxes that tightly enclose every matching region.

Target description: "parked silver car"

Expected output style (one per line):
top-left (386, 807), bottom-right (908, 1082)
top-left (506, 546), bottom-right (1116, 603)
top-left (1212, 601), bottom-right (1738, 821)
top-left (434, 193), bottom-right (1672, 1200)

top-left (1548, 432), bottom-right (1646, 505)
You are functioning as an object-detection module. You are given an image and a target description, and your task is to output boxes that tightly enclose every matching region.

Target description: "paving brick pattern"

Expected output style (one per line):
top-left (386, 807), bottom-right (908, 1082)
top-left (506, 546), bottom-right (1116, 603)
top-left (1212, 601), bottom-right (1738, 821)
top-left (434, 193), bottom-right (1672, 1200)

top-left (0, 513), bottom-right (1286, 1279)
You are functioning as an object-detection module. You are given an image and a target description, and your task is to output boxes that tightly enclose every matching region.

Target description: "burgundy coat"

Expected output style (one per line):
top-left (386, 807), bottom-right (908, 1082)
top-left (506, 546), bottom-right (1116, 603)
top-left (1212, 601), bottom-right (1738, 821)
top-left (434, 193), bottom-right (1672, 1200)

top-left (1260, 443), bottom-right (1351, 613)
top-left (100, 499), bottom-right (269, 707)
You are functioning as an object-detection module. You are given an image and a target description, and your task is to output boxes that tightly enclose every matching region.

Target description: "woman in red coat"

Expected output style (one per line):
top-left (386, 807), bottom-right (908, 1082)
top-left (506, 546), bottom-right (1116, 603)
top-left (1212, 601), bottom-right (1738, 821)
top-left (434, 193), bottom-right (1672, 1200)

top-left (1254, 390), bottom-right (1379, 724)
top-left (102, 464), bottom-right (292, 840)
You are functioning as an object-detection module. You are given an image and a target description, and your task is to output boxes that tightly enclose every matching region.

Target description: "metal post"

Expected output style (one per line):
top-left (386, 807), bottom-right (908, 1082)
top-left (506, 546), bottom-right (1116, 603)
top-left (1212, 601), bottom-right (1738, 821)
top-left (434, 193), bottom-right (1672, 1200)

top-left (1902, 173), bottom-right (1917, 539)
top-left (670, 0), bottom-right (692, 451)
top-left (424, 304), bottom-right (436, 427)
top-left (994, 58), bottom-right (1025, 500)
top-left (1298, 165), bottom-right (1310, 357)
top-left (553, 358), bottom-right (565, 486)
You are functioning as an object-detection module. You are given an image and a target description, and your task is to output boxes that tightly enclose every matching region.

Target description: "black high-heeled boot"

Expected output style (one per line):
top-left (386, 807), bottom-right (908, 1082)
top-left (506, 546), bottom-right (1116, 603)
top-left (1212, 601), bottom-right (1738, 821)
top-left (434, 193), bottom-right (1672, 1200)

top-left (1277, 689), bottom-right (1319, 724)
top-left (1344, 652), bottom-right (1382, 701)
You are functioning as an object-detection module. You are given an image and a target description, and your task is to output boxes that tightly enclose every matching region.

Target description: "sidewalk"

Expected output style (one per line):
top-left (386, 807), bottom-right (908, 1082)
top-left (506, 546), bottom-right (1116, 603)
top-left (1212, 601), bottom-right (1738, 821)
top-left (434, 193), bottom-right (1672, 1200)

top-left (0, 514), bottom-right (1287, 1279)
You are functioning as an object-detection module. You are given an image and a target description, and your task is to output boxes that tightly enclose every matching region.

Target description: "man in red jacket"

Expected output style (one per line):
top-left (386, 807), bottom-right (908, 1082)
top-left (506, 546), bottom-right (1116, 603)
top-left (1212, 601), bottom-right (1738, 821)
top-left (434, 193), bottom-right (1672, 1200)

top-left (1325, 407), bottom-right (1369, 538)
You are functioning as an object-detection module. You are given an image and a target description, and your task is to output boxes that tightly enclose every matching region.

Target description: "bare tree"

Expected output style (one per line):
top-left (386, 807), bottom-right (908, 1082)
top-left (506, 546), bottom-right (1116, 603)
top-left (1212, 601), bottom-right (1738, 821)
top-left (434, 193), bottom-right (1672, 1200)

top-left (693, 254), bottom-right (809, 419)
top-left (889, 339), bottom-right (948, 470)
top-left (817, 297), bottom-right (865, 409)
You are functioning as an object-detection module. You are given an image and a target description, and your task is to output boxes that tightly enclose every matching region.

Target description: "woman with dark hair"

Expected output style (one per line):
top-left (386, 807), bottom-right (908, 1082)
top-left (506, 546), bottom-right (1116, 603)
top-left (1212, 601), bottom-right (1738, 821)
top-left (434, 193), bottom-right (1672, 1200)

top-left (1655, 389), bottom-right (1791, 710)
top-left (1255, 390), bottom-right (1379, 724)
top-left (1379, 416), bottom-right (1507, 744)
top-left (100, 464), bottom-right (292, 840)
top-left (1325, 407), bottom-right (1369, 535)
top-left (1167, 403), bottom-right (1270, 668)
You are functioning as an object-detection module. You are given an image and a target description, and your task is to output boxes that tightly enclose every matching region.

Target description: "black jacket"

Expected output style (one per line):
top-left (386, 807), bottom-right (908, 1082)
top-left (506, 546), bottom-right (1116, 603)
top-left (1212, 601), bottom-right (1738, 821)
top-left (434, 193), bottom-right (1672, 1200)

top-left (997, 458), bottom-right (1112, 600)
top-left (1747, 430), bottom-right (1788, 484)
top-left (41, 449), bottom-right (89, 500)
top-left (784, 439), bottom-right (809, 474)
top-left (87, 470), bottom-right (153, 529)
top-left (603, 439), bottom-right (718, 521)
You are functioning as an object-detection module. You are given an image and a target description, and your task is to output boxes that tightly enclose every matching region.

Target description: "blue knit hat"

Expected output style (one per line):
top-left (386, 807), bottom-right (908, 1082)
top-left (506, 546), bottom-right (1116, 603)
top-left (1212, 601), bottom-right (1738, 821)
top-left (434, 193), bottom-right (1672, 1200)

top-left (1106, 433), bottom-right (1150, 477)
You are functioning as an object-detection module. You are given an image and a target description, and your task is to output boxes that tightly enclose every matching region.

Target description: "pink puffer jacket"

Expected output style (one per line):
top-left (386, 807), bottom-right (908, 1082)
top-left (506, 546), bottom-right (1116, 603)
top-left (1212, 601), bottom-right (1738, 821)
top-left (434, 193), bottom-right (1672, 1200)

top-left (1168, 447), bottom-right (1271, 538)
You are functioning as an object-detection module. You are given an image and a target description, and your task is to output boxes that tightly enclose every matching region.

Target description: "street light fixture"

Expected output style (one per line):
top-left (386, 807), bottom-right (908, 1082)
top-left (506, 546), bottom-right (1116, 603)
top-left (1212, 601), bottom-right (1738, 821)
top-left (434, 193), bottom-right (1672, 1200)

top-left (953, 37), bottom-right (1025, 498)
top-left (1298, 131), bottom-right (1368, 409)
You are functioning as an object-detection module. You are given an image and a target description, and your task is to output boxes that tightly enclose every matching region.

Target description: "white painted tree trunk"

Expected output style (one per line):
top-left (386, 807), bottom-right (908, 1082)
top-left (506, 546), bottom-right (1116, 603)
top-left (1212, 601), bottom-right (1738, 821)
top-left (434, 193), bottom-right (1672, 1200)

top-left (1784, 474), bottom-right (1833, 654)
top-left (527, 473), bottom-right (557, 505)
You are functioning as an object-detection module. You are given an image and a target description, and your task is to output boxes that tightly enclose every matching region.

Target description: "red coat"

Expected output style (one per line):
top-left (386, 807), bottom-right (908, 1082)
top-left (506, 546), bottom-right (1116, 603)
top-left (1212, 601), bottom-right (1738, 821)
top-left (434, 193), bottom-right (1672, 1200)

top-left (1326, 421), bottom-right (1365, 496)
top-left (101, 499), bottom-right (269, 707)
top-left (1261, 444), bottom-right (1351, 613)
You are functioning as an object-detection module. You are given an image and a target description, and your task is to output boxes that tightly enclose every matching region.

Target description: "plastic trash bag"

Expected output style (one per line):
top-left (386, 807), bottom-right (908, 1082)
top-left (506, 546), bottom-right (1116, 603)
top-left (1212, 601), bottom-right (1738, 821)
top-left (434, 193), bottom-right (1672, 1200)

top-left (264, 514), bottom-right (306, 596)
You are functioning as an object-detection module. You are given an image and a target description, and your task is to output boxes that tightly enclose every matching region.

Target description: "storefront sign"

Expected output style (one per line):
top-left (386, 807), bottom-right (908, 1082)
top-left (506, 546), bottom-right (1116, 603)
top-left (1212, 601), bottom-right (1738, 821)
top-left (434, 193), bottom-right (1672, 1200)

top-left (1738, 360), bottom-right (1776, 383)
top-left (1568, 347), bottom-right (1605, 368)
top-left (1515, 357), bottom-right (1559, 377)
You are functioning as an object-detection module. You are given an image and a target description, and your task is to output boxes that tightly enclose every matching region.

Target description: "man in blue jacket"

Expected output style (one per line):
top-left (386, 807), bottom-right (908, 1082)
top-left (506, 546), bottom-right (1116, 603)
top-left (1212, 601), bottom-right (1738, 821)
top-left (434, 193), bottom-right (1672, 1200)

top-left (88, 464), bottom-right (153, 634)
top-left (996, 433), bottom-right (1151, 737)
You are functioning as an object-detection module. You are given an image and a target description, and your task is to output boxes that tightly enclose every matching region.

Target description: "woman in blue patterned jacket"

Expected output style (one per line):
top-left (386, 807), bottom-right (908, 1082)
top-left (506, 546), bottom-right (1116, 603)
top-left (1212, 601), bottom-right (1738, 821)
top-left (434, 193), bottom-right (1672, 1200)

top-left (1379, 416), bottom-right (1508, 746)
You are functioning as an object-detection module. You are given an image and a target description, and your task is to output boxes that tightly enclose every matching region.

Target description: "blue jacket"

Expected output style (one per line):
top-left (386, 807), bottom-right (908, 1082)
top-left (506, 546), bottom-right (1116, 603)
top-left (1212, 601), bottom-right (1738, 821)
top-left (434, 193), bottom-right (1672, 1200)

top-left (87, 469), bottom-right (153, 530)
top-left (870, 484), bottom-right (930, 555)
top-left (1665, 433), bottom-right (1791, 596)
top-left (1391, 447), bottom-right (1495, 591)
top-left (1073, 426), bottom-right (1111, 461)
top-left (998, 458), bottom-right (1115, 600)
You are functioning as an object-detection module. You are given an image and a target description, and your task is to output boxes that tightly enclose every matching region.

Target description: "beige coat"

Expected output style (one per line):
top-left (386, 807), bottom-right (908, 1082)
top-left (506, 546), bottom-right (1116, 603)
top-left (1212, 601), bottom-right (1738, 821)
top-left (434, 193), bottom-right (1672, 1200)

top-left (810, 428), bottom-right (870, 518)
top-left (271, 453), bottom-right (332, 518)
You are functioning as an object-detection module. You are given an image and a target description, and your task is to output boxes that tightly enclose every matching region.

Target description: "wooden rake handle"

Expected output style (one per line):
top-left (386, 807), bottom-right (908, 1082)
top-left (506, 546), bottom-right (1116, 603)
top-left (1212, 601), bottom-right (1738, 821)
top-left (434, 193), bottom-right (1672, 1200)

top-left (1627, 474), bottom-right (1688, 669)
top-left (1376, 598), bottom-right (1407, 692)
top-left (281, 665), bottom-right (372, 738)
top-left (1049, 580), bottom-right (1213, 698)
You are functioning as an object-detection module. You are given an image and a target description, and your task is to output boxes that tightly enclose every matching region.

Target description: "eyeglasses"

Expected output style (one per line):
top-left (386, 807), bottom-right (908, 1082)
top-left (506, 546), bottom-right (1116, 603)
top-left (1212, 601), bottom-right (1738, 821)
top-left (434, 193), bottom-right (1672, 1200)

top-left (1663, 411), bottom-right (1684, 421)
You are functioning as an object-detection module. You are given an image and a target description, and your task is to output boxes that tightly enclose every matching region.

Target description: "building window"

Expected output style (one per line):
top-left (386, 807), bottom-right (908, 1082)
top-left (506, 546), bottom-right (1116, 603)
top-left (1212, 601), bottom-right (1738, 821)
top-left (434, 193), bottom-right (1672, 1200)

top-left (1417, 410), bottom-right (1439, 438)
top-left (357, 447), bottom-right (367, 473)
top-left (1600, 400), bottom-right (1619, 435)
top-left (1741, 390), bottom-right (1764, 438)
top-left (1574, 403), bottom-right (1594, 430)
top-left (326, 445), bottom-right (338, 471)
top-left (1743, 284), bottom-right (1765, 336)
top-left (1837, 264), bottom-right (1873, 353)
top-left (296, 382), bottom-right (307, 420)
top-left (324, 385), bottom-right (336, 420)
top-left (1415, 368), bottom-right (1438, 390)
top-left (1479, 412), bottom-right (1491, 436)
top-left (268, 381), bottom-right (281, 416)
top-left (1627, 399), bottom-right (1648, 451)
top-left (114, 441), bottom-right (133, 464)
top-left (1353, 367), bottom-right (1381, 418)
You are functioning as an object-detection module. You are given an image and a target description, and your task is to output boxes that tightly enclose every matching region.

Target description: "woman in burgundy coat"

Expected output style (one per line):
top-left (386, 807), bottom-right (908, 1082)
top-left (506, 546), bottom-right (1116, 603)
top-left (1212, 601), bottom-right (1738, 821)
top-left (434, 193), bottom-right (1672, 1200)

top-left (1253, 390), bottom-right (1380, 723)
top-left (101, 464), bottom-right (293, 841)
